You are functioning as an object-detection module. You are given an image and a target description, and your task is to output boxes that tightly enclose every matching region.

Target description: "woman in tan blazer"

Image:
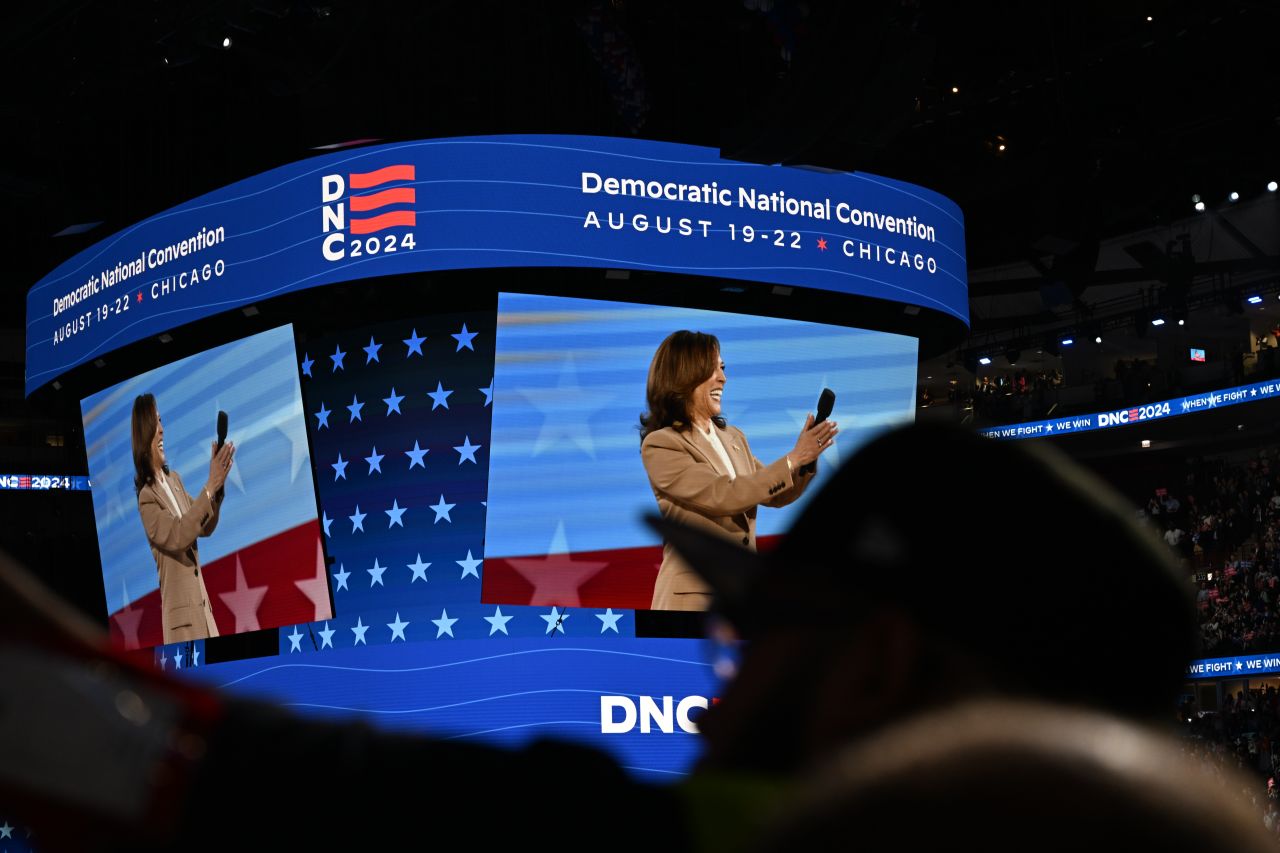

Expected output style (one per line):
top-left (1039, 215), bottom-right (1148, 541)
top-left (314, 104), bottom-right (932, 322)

top-left (640, 331), bottom-right (837, 611)
top-left (131, 394), bottom-right (235, 643)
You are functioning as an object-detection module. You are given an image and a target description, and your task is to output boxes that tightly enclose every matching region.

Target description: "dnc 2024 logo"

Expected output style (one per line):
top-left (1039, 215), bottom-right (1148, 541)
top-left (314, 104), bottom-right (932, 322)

top-left (320, 164), bottom-right (417, 262)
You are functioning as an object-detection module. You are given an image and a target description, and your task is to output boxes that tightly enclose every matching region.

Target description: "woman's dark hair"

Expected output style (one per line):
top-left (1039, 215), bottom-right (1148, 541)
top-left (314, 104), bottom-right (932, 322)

top-left (639, 330), bottom-right (720, 442)
top-left (131, 393), bottom-right (159, 495)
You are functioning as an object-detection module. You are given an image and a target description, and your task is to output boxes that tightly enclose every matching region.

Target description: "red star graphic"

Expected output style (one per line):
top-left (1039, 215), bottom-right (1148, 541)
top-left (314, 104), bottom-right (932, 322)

top-left (817, 237), bottom-right (829, 251)
top-left (136, 291), bottom-right (143, 303)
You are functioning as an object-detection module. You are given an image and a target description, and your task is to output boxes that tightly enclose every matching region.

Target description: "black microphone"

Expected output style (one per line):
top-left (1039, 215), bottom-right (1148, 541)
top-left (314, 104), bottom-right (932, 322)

top-left (215, 411), bottom-right (229, 500)
top-left (800, 388), bottom-right (836, 477)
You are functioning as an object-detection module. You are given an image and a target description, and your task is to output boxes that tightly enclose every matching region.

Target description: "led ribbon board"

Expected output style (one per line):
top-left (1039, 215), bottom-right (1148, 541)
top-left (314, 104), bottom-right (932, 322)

top-left (26, 135), bottom-right (968, 395)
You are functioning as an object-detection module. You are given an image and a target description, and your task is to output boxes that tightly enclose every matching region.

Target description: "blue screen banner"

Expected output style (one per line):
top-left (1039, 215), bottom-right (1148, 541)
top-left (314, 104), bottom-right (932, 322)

top-left (978, 378), bottom-right (1280, 441)
top-left (1187, 654), bottom-right (1280, 679)
top-left (26, 135), bottom-right (967, 395)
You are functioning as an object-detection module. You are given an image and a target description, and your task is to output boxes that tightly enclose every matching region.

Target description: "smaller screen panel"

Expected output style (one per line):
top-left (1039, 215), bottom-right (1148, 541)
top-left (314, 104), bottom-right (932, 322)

top-left (482, 293), bottom-right (918, 612)
top-left (81, 324), bottom-right (329, 648)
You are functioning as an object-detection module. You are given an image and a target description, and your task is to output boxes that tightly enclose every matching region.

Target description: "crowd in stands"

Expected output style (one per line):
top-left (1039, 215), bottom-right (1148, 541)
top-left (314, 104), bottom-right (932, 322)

top-left (1156, 445), bottom-right (1280, 840)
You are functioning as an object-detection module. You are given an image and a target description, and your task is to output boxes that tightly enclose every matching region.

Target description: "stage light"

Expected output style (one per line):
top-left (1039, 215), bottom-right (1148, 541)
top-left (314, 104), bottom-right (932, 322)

top-left (1178, 319), bottom-right (1185, 326)
top-left (1269, 181), bottom-right (1278, 192)
top-left (1194, 201), bottom-right (1205, 212)
top-left (1151, 318), bottom-right (1165, 326)
top-left (979, 356), bottom-right (992, 366)
top-left (1095, 335), bottom-right (1102, 344)
top-left (1060, 337), bottom-right (1074, 346)
top-left (222, 36), bottom-right (232, 48)
top-left (1229, 191), bottom-right (1240, 202)
top-left (1146, 15), bottom-right (1153, 21)
top-left (951, 86), bottom-right (959, 94)
top-left (1248, 295), bottom-right (1264, 305)
top-left (1191, 194), bottom-right (1201, 203)
top-left (1141, 440), bottom-right (1151, 449)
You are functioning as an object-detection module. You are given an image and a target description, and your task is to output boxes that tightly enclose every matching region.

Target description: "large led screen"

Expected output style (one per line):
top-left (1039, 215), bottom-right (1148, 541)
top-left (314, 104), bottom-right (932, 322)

top-left (82, 324), bottom-right (329, 648)
top-left (481, 293), bottom-right (919, 611)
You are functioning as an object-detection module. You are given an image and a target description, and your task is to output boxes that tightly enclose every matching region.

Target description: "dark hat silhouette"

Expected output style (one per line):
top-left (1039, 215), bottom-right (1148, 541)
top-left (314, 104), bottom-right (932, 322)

top-left (646, 422), bottom-right (1197, 719)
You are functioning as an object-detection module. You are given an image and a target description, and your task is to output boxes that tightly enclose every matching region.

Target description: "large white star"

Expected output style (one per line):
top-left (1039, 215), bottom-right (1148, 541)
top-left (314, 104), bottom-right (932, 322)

top-left (351, 617), bottom-right (369, 645)
top-left (368, 558), bottom-right (387, 587)
top-left (457, 550), bottom-right (483, 579)
top-left (518, 354), bottom-right (613, 459)
top-left (596, 608), bottom-right (623, 634)
top-left (430, 494), bottom-right (456, 523)
top-left (408, 553), bottom-right (431, 583)
top-left (318, 621), bottom-right (335, 649)
top-left (485, 605), bottom-right (513, 635)
top-left (0, 823), bottom-right (12, 840)
top-left (504, 520), bottom-right (608, 607)
top-left (332, 563), bottom-right (350, 591)
top-left (217, 555), bottom-right (269, 634)
top-left (387, 612), bottom-right (410, 642)
top-left (294, 539), bottom-right (333, 621)
top-left (541, 606), bottom-right (569, 635)
top-left (173, 647), bottom-right (184, 669)
top-left (288, 626), bottom-right (303, 652)
top-left (385, 499), bottom-right (407, 528)
top-left (349, 505), bottom-right (367, 532)
top-left (453, 435), bottom-right (482, 465)
top-left (432, 608), bottom-right (458, 638)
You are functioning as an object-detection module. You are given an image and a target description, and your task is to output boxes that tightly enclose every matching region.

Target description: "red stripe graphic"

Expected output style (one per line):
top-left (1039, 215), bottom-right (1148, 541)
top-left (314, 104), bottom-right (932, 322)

top-left (350, 186), bottom-right (416, 212)
top-left (349, 164), bottom-right (415, 189)
top-left (482, 534), bottom-right (782, 610)
top-left (350, 210), bottom-right (416, 234)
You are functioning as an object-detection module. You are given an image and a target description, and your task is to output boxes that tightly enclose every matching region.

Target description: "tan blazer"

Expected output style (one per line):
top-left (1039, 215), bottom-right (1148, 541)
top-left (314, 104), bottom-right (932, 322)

top-left (137, 468), bottom-right (223, 643)
top-left (641, 423), bottom-right (813, 611)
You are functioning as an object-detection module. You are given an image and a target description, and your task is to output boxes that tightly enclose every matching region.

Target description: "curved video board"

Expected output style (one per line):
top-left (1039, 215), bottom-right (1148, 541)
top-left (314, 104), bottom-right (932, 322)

top-left (27, 135), bottom-right (967, 395)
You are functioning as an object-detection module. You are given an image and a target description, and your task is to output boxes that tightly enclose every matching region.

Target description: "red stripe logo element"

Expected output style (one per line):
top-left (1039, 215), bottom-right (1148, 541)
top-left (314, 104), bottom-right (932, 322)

top-left (350, 210), bottom-right (417, 235)
top-left (349, 164), bottom-right (415, 189)
top-left (350, 186), bottom-right (416, 212)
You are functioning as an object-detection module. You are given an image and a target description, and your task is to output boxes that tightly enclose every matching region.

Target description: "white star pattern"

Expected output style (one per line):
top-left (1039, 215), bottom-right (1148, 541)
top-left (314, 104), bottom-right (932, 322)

top-left (457, 550), bottom-right (482, 579)
top-left (322, 511), bottom-right (333, 536)
top-left (383, 387), bottom-right (405, 415)
top-left (365, 446), bottom-right (384, 474)
top-left (352, 617), bottom-right (369, 645)
top-left (430, 494), bottom-right (456, 523)
top-left (432, 609), bottom-right (458, 638)
top-left (173, 647), bottom-right (184, 669)
top-left (454, 435), bottom-right (482, 464)
top-left (368, 559), bottom-right (387, 587)
top-left (541, 607), bottom-right (569, 635)
top-left (408, 553), bottom-right (431, 583)
top-left (405, 440), bottom-right (429, 469)
top-left (428, 381), bottom-right (454, 410)
top-left (403, 328), bottom-right (426, 357)
top-left (318, 622), bottom-right (335, 649)
top-left (596, 608), bottom-right (623, 634)
top-left (288, 626), bottom-right (303, 652)
top-left (479, 378), bottom-right (493, 406)
top-left (363, 336), bottom-right (382, 364)
top-left (349, 505), bottom-right (367, 532)
top-left (385, 499), bottom-right (407, 528)
top-left (485, 606), bottom-right (514, 635)
top-left (332, 452), bottom-right (348, 481)
top-left (387, 612), bottom-right (410, 641)
top-left (330, 345), bottom-right (346, 371)
top-left (347, 395), bottom-right (365, 423)
top-left (332, 563), bottom-right (350, 591)
top-left (451, 323), bottom-right (478, 351)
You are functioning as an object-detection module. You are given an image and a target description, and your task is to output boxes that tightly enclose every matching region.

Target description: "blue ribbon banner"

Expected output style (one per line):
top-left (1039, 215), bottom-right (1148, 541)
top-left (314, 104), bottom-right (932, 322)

top-left (1187, 655), bottom-right (1280, 679)
top-left (978, 379), bottom-right (1280, 440)
top-left (26, 135), bottom-right (967, 396)
top-left (0, 474), bottom-right (90, 491)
